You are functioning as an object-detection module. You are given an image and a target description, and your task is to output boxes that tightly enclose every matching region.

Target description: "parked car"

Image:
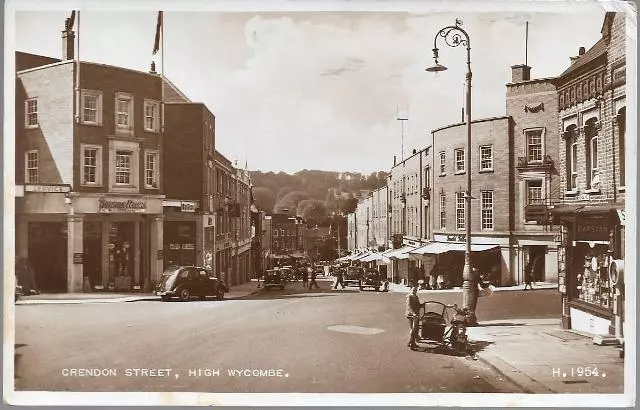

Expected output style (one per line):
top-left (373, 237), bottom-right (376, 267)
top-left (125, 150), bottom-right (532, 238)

top-left (263, 269), bottom-right (286, 290)
top-left (360, 270), bottom-right (382, 291)
top-left (344, 267), bottom-right (364, 288)
top-left (280, 266), bottom-right (296, 282)
top-left (155, 266), bottom-right (227, 302)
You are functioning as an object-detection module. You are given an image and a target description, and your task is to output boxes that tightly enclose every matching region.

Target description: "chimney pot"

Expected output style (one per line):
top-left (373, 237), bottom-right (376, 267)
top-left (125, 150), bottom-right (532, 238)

top-left (510, 64), bottom-right (531, 83)
top-left (61, 27), bottom-right (75, 60)
top-left (393, 155), bottom-right (397, 166)
top-left (150, 61), bottom-right (157, 74)
top-left (579, 46), bottom-right (586, 55)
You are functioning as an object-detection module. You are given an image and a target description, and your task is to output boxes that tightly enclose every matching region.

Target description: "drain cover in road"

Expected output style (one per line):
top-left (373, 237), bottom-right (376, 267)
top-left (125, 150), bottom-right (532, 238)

top-left (327, 325), bottom-right (385, 335)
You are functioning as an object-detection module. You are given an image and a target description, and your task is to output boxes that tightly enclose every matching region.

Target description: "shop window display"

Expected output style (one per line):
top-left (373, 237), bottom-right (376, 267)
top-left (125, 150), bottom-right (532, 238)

top-left (574, 243), bottom-right (612, 309)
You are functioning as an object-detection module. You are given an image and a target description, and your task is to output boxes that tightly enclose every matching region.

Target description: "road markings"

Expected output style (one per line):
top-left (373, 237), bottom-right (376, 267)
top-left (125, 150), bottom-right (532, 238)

top-left (327, 325), bottom-right (385, 335)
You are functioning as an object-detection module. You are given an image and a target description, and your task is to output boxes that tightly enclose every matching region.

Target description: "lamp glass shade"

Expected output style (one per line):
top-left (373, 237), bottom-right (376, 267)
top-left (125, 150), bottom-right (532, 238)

top-left (425, 63), bottom-right (448, 72)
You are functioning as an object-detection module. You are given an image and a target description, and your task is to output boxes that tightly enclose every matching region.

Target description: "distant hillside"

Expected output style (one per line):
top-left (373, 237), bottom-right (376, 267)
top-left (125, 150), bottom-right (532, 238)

top-left (250, 169), bottom-right (388, 217)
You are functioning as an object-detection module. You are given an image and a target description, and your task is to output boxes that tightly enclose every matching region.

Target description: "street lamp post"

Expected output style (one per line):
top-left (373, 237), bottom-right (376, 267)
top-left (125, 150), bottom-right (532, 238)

top-left (426, 18), bottom-right (477, 325)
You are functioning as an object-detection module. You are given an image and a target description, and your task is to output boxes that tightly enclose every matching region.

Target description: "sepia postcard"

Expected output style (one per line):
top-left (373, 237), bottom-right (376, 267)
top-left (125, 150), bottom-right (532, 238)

top-left (3, 0), bottom-right (636, 407)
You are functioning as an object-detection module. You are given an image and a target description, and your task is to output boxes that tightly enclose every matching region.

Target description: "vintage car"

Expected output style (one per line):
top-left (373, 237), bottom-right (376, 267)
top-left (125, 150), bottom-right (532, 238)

top-left (279, 266), bottom-right (296, 282)
top-left (263, 269), bottom-right (286, 290)
top-left (155, 266), bottom-right (228, 302)
top-left (343, 267), bottom-right (364, 288)
top-left (360, 270), bottom-right (383, 291)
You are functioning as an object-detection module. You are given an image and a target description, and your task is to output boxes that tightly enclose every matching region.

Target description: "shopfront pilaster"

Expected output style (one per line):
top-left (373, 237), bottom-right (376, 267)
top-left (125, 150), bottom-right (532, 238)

top-left (66, 214), bottom-right (84, 292)
top-left (150, 215), bottom-right (164, 285)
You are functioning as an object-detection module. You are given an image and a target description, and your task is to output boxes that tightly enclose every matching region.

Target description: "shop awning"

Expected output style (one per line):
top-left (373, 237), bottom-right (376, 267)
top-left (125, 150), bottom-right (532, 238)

top-left (385, 245), bottom-right (417, 261)
top-left (352, 251), bottom-right (373, 261)
top-left (410, 242), bottom-right (454, 255)
top-left (361, 252), bottom-right (383, 262)
top-left (551, 204), bottom-right (625, 224)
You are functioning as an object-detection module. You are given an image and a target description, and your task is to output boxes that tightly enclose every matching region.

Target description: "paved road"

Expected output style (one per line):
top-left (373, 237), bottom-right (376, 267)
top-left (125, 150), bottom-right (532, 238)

top-left (14, 278), bottom-right (560, 393)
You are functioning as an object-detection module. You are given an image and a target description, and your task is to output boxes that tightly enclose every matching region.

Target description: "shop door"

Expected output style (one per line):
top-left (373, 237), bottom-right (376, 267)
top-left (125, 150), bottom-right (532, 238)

top-left (108, 222), bottom-right (136, 288)
top-left (28, 222), bottom-right (67, 292)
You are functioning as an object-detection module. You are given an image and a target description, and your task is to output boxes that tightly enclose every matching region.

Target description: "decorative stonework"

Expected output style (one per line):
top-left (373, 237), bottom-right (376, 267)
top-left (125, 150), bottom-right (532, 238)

top-left (524, 102), bottom-right (544, 113)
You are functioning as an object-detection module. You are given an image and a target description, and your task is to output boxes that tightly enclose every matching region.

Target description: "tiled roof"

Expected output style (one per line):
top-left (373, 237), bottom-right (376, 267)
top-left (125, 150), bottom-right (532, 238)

top-left (559, 37), bottom-right (607, 78)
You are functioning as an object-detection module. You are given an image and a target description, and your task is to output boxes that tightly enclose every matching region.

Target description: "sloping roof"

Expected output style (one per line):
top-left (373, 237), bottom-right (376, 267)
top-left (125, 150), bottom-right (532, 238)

top-left (559, 37), bottom-right (607, 78)
top-left (162, 76), bottom-right (192, 103)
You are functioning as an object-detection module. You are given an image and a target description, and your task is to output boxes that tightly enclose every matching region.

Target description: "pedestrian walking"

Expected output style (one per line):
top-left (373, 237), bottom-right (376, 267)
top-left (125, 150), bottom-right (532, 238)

top-left (302, 267), bottom-right (309, 288)
top-left (405, 285), bottom-right (420, 350)
top-left (524, 255), bottom-right (539, 290)
top-left (309, 267), bottom-right (320, 289)
top-left (333, 268), bottom-right (345, 289)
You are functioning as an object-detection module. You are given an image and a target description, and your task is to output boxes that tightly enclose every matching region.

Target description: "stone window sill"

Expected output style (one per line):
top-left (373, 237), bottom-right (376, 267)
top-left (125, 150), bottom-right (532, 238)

top-left (618, 186), bottom-right (626, 192)
top-left (565, 190), bottom-right (579, 196)
top-left (479, 169), bottom-right (494, 174)
top-left (454, 171), bottom-right (466, 175)
top-left (439, 173), bottom-right (446, 177)
top-left (585, 188), bottom-right (601, 194)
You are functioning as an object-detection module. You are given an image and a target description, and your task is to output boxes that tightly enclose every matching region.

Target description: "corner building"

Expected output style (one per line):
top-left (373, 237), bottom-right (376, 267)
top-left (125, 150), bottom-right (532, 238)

top-left (15, 41), bottom-right (165, 292)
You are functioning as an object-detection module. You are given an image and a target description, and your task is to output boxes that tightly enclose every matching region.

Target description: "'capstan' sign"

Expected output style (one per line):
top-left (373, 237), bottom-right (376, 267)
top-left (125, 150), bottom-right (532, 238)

top-left (99, 198), bottom-right (147, 213)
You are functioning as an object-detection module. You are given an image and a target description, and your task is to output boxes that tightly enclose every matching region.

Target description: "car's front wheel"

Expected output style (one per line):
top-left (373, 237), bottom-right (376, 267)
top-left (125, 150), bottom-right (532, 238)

top-left (178, 287), bottom-right (191, 301)
top-left (216, 289), bottom-right (225, 300)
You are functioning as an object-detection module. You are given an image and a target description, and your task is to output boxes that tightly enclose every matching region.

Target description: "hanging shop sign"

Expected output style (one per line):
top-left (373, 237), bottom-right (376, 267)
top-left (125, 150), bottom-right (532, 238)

top-left (575, 218), bottom-right (611, 241)
top-left (98, 199), bottom-right (147, 213)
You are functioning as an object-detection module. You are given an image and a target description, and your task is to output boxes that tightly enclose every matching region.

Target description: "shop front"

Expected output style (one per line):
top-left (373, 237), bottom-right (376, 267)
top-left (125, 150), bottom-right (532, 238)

top-left (16, 188), bottom-right (165, 293)
top-left (553, 206), bottom-right (625, 339)
top-left (163, 200), bottom-right (214, 273)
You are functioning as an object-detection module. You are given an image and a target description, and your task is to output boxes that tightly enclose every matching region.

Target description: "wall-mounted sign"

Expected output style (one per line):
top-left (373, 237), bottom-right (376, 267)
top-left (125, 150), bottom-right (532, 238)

top-left (204, 215), bottom-right (215, 227)
top-left (98, 198), bottom-right (147, 213)
top-left (558, 274), bottom-right (566, 294)
top-left (169, 244), bottom-right (181, 250)
top-left (446, 234), bottom-right (466, 243)
top-left (575, 218), bottom-right (611, 241)
top-left (182, 243), bottom-right (195, 250)
top-left (24, 184), bottom-right (71, 193)
top-left (157, 250), bottom-right (163, 260)
top-left (181, 201), bottom-right (197, 213)
top-left (73, 253), bottom-right (83, 264)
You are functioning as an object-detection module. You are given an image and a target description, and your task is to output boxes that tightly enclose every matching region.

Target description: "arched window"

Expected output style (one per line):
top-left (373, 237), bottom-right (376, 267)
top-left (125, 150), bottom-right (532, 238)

top-left (584, 118), bottom-right (599, 189)
top-left (565, 125), bottom-right (578, 190)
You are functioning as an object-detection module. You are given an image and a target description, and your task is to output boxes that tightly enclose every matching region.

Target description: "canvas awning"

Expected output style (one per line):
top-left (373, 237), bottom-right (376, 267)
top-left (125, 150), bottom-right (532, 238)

top-left (409, 242), bottom-right (500, 260)
top-left (351, 251), bottom-right (373, 261)
top-left (361, 252), bottom-right (383, 262)
top-left (384, 245), bottom-right (417, 262)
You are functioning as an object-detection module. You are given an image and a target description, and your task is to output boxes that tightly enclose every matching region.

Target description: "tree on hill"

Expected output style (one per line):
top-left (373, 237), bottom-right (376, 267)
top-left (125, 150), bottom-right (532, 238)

top-left (274, 191), bottom-right (309, 215)
top-left (252, 187), bottom-right (276, 212)
top-left (296, 199), bottom-right (328, 221)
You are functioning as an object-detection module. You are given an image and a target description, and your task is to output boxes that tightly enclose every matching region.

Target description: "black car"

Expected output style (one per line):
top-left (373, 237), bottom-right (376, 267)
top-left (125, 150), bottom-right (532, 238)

top-left (263, 269), bottom-right (286, 290)
top-left (155, 266), bottom-right (228, 302)
top-left (344, 267), bottom-right (364, 288)
top-left (360, 270), bottom-right (382, 291)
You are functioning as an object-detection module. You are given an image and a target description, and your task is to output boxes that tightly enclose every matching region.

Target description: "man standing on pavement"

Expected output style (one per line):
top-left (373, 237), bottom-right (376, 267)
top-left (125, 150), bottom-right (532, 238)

top-left (309, 266), bottom-right (320, 289)
top-left (334, 268), bottom-right (345, 289)
top-left (406, 285), bottom-right (420, 350)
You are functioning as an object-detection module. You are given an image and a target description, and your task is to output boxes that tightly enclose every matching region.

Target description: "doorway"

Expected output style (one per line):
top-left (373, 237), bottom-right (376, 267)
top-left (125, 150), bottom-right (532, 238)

top-left (28, 222), bottom-right (67, 292)
top-left (525, 245), bottom-right (546, 282)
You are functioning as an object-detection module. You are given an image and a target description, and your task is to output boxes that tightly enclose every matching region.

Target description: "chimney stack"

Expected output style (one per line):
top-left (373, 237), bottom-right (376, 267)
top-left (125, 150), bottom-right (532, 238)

top-left (62, 18), bottom-right (75, 60)
top-left (510, 64), bottom-right (531, 83)
top-left (570, 47), bottom-right (585, 65)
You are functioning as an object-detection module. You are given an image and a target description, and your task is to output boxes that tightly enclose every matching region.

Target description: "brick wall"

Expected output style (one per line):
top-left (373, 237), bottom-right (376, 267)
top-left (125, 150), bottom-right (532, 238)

top-left (506, 78), bottom-right (560, 229)
top-left (164, 104), bottom-right (205, 201)
top-left (432, 117), bottom-right (512, 233)
top-left (76, 62), bottom-right (163, 194)
top-left (16, 62), bottom-right (74, 185)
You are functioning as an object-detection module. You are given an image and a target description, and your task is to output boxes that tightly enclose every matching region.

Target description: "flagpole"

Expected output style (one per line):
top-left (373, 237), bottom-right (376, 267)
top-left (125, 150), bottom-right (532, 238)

top-left (74, 10), bottom-right (81, 124)
top-left (161, 11), bottom-right (165, 134)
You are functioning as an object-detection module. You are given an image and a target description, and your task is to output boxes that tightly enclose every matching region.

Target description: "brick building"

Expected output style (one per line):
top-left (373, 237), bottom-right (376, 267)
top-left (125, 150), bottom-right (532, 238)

top-left (551, 12), bottom-right (627, 338)
top-left (15, 29), bottom-right (165, 292)
top-left (162, 101), bottom-right (216, 272)
top-left (212, 152), bottom-right (252, 286)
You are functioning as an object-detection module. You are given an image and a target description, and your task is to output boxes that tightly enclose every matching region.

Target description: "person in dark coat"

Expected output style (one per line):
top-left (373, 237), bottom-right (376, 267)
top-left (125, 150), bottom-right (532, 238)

top-left (334, 268), bottom-right (345, 289)
top-left (16, 256), bottom-right (39, 295)
top-left (302, 267), bottom-right (309, 288)
top-left (406, 285), bottom-right (421, 349)
top-left (309, 267), bottom-right (320, 289)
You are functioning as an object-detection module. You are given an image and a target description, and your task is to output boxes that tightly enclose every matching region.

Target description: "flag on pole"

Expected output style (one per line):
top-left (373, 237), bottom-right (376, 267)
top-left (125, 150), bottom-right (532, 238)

top-left (152, 11), bottom-right (163, 55)
top-left (66, 11), bottom-right (76, 30)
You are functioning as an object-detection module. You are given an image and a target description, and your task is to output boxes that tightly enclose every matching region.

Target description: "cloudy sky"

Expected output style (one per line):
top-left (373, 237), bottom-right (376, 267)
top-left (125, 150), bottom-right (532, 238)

top-left (10, 0), bottom-right (613, 173)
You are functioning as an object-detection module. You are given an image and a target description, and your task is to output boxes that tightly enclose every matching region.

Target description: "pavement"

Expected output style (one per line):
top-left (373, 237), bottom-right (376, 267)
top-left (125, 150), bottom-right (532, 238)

top-left (15, 279), bottom-right (264, 305)
top-left (387, 281), bottom-right (558, 293)
top-left (465, 318), bottom-right (624, 394)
